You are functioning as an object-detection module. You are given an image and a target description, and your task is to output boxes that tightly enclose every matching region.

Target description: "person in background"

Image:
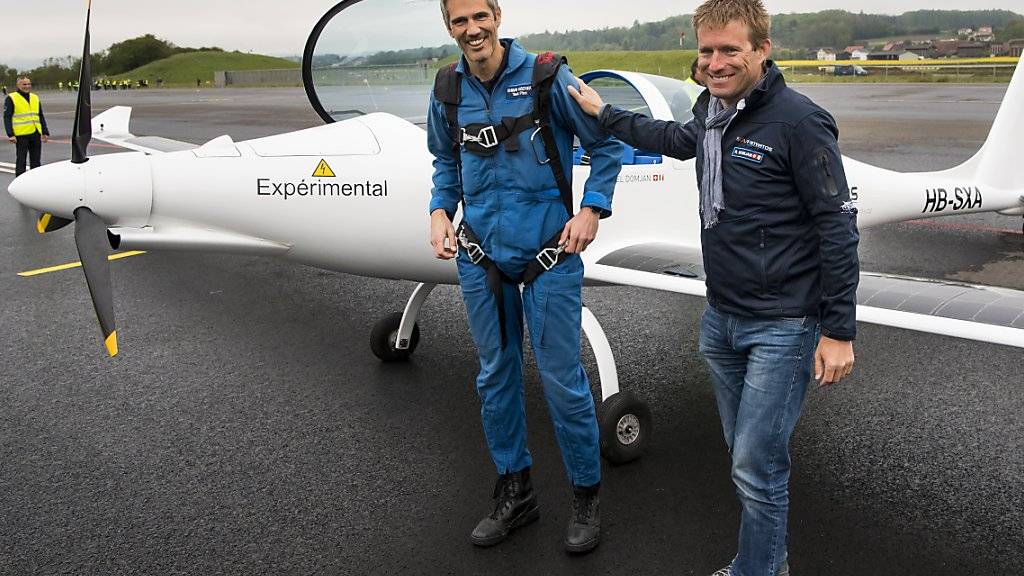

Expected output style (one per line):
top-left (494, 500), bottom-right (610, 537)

top-left (4, 75), bottom-right (50, 176)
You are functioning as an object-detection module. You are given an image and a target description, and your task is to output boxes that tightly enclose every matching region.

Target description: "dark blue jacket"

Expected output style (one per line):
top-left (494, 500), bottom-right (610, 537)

top-left (598, 62), bottom-right (859, 340)
top-left (428, 40), bottom-right (622, 277)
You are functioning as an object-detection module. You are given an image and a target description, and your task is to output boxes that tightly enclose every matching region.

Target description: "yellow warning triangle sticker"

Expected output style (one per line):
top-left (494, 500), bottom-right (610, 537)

top-left (312, 159), bottom-right (336, 178)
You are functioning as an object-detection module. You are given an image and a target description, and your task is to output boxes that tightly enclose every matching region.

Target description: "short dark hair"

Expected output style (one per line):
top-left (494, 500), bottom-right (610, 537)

top-left (439, 0), bottom-right (500, 30)
top-left (16, 75), bottom-right (31, 82)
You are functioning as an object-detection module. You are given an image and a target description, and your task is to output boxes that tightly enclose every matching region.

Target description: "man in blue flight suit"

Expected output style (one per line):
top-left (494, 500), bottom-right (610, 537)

top-left (427, 0), bottom-right (622, 554)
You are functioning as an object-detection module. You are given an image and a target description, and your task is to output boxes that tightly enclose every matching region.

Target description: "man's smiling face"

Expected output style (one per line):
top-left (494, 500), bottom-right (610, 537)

top-left (697, 20), bottom-right (771, 107)
top-left (445, 0), bottom-right (502, 71)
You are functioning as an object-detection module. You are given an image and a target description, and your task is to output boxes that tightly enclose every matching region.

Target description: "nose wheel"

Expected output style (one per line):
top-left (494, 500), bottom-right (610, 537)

top-left (598, 391), bottom-right (652, 465)
top-left (369, 283), bottom-right (434, 362)
top-left (370, 312), bottom-right (420, 362)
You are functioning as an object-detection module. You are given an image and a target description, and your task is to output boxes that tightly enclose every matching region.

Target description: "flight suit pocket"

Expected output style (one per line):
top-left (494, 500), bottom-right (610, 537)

top-left (511, 189), bottom-right (569, 250)
top-left (457, 257), bottom-right (500, 352)
top-left (530, 259), bottom-right (583, 351)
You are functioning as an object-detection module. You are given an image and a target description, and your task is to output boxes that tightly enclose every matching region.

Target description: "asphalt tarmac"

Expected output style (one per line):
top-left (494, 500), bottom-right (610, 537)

top-left (1, 84), bottom-right (1021, 575)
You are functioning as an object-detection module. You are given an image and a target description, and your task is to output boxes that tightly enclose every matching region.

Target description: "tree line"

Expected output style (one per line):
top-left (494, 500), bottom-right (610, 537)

top-left (519, 10), bottom-right (1021, 53)
top-left (1, 34), bottom-right (222, 88)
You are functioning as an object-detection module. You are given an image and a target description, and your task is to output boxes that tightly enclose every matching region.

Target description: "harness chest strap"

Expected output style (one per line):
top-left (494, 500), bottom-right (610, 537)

top-left (433, 51), bottom-right (574, 217)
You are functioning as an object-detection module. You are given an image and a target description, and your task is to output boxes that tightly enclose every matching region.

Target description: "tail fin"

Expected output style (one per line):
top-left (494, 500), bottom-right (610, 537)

top-left (963, 58), bottom-right (1024, 190)
top-left (92, 105), bottom-right (133, 139)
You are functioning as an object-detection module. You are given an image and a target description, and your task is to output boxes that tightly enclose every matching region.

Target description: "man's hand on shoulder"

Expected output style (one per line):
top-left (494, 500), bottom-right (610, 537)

top-left (567, 77), bottom-right (605, 118)
top-left (815, 335), bottom-right (854, 387)
top-left (559, 207), bottom-right (601, 254)
top-left (430, 209), bottom-right (458, 260)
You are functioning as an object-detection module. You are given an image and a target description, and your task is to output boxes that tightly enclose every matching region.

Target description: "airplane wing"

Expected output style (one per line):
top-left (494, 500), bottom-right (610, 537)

top-left (584, 243), bottom-right (1024, 349)
top-left (92, 106), bottom-right (198, 154)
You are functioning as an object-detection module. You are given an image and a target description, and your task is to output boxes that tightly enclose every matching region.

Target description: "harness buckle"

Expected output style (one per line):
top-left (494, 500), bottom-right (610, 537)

top-left (461, 125), bottom-right (499, 149)
top-left (535, 244), bottom-right (565, 271)
top-left (458, 229), bottom-right (486, 264)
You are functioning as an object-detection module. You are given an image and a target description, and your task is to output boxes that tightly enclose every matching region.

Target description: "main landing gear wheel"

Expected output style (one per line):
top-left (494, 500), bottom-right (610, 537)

top-left (370, 312), bottom-right (419, 362)
top-left (599, 391), bottom-right (652, 465)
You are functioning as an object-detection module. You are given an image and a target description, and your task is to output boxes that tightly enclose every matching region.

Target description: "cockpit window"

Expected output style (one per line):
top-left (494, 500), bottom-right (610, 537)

top-left (306, 0), bottom-right (456, 124)
top-left (580, 76), bottom-right (653, 118)
top-left (578, 71), bottom-right (703, 125)
top-left (643, 74), bottom-right (703, 125)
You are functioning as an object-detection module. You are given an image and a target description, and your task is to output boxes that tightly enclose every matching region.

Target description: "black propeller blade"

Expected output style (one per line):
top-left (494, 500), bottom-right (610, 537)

top-left (37, 1), bottom-right (92, 233)
top-left (66, 2), bottom-right (117, 357)
top-left (74, 207), bottom-right (117, 357)
top-left (71, 0), bottom-right (92, 164)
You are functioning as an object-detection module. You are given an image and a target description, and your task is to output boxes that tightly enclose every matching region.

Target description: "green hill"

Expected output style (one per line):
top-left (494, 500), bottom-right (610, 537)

top-left (107, 51), bottom-right (298, 86)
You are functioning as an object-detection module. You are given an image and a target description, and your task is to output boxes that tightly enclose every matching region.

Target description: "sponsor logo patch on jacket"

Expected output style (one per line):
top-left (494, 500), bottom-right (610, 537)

top-left (506, 84), bottom-right (532, 98)
top-left (731, 147), bottom-right (764, 164)
top-left (735, 136), bottom-right (774, 153)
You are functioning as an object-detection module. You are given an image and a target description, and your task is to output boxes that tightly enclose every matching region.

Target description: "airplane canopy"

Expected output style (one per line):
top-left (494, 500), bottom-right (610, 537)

top-left (302, 0), bottom-right (703, 127)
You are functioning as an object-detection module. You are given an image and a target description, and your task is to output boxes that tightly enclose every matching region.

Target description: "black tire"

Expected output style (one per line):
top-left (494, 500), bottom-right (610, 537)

top-left (369, 312), bottom-right (419, 362)
top-left (598, 391), bottom-right (652, 465)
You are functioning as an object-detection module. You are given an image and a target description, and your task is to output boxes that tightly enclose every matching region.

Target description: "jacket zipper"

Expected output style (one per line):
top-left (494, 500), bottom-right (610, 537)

top-left (820, 151), bottom-right (839, 197)
top-left (759, 228), bottom-right (768, 291)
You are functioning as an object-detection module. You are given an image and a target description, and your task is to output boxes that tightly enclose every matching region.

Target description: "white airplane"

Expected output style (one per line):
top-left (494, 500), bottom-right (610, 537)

top-left (7, 1), bottom-right (1024, 464)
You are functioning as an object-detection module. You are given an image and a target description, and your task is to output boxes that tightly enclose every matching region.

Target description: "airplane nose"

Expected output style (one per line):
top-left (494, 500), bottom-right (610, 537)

top-left (7, 161), bottom-right (85, 218)
top-left (7, 153), bottom-right (153, 227)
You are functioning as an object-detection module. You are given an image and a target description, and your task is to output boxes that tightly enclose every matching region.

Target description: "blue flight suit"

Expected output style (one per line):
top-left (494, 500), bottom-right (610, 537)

top-left (427, 40), bottom-right (622, 487)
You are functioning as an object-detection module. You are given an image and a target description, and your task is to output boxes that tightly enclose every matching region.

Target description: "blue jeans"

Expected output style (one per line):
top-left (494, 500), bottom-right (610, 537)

top-left (456, 252), bottom-right (601, 488)
top-left (699, 304), bottom-right (820, 576)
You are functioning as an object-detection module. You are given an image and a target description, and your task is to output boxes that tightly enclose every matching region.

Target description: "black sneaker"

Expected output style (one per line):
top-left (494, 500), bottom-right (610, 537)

top-left (470, 469), bottom-right (540, 547)
top-left (564, 483), bottom-right (600, 553)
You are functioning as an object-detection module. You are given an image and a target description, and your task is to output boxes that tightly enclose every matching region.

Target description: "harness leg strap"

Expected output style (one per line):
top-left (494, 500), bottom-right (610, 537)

top-left (486, 265), bottom-right (509, 349)
top-left (396, 283), bottom-right (437, 350)
top-left (581, 306), bottom-right (620, 401)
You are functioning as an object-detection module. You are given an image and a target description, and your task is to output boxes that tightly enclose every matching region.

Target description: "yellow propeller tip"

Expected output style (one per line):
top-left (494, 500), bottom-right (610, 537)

top-left (105, 331), bottom-right (118, 357)
top-left (37, 213), bottom-right (52, 234)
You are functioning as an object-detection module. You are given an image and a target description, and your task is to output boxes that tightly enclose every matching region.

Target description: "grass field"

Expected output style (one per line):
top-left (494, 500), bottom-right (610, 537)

top-left (437, 50), bottom-right (699, 80)
top-left (440, 50), bottom-right (1016, 83)
top-left (107, 49), bottom-right (1016, 89)
top-left (107, 51), bottom-right (298, 86)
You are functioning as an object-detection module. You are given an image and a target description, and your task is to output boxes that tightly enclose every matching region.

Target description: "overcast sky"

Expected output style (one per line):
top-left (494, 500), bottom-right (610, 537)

top-left (2, 0), bottom-right (1021, 69)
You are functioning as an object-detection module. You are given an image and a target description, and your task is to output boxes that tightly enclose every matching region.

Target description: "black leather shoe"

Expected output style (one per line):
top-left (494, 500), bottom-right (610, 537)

top-left (565, 483), bottom-right (600, 553)
top-left (470, 469), bottom-right (539, 547)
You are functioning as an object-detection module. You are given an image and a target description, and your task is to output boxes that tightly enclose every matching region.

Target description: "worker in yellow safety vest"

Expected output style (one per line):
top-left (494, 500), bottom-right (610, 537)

top-left (3, 75), bottom-right (49, 176)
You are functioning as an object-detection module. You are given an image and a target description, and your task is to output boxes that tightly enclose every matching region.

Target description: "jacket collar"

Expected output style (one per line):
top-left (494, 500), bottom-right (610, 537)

top-left (455, 38), bottom-right (528, 82)
top-left (693, 60), bottom-right (785, 125)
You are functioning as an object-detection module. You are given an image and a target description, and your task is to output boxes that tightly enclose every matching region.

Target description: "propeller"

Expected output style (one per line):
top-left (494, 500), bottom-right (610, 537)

top-left (71, 0), bottom-right (117, 356)
top-left (37, 2), bottom-right (93, 234)
top-left (74, 206), bottom-right (117, 356)
top-left (42, 1), bottom-right (118, 356)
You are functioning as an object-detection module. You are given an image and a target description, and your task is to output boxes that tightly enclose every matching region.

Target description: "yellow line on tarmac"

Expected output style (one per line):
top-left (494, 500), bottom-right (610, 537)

top-left (17, 251), bottom-right (147, 277)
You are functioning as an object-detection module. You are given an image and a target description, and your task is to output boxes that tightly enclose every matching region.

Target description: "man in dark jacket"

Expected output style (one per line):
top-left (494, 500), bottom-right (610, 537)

top-left (4, 75), bottom-right (50, 176)
top-left (569, 1), bottom-right (858, 574)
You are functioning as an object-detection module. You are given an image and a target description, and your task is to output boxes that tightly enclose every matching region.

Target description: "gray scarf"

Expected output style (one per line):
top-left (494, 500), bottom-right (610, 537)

top-left (700, 96), bottom-right (738, 229)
